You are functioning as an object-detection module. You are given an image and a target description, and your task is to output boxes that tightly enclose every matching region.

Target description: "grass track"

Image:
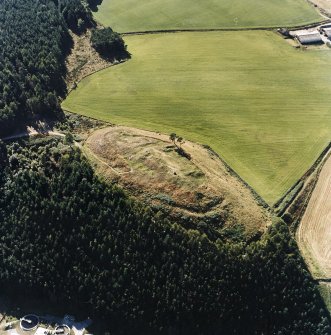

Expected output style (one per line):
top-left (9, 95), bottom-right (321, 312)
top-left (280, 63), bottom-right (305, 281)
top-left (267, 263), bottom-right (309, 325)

top-left (63, 31), bottom-right (331, 204)
top-left (93, 0), bottom-right (322, 32)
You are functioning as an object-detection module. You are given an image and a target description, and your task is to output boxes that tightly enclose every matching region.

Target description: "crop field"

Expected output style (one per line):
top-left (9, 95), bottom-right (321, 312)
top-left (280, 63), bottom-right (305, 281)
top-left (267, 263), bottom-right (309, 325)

top-left (62, 31), bottom-right (331, 204)
top-left (93, 0), bottom-right (322, 32)
top-left (297, 153), bottom-right (331, 278)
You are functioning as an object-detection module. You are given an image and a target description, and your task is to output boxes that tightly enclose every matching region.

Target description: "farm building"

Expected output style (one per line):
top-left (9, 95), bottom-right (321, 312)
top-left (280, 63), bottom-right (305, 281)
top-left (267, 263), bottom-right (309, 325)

top-left (321, 27), bottom-right (331, 39)
top-left (320, 24), bottom-right (331, 30)
top-left (296, 31), bottom-right (323, 45)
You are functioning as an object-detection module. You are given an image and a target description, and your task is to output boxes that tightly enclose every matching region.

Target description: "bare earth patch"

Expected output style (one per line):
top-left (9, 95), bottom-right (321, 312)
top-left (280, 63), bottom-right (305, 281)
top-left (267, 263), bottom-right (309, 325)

top-left (297, 152), bottom-right (331, 278)
top-left (85, 126), bottom-right (271, 240)
top-left (65, 30), bottom-right (112, 90)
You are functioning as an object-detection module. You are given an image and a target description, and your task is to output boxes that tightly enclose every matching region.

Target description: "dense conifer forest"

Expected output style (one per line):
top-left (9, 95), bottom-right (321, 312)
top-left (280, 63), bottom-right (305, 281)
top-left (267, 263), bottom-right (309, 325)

top-left (0, 0), bottom-right (92, 135)
top-left (0, 138), bottom-right (329, 334)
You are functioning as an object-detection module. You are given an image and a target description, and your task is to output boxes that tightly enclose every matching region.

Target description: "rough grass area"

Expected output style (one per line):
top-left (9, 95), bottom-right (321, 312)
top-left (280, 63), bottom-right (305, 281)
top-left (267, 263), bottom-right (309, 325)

top-left (92, 0), bottom-right (322, 32)
top-left (84, 126), bottom-right (271, 239)
top-left (65, 30), bottom-right (111, 90)
top-left (62, 31), bottom-right (331, 204)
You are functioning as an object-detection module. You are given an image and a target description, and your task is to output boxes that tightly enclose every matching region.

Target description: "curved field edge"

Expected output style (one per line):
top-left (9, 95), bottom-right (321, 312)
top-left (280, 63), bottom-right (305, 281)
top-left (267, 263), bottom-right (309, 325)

top-left (93, 0), bottom-right (323, 32)
top-left (62, 31), bottom-right (331, 205)
top-left (296, 151), bottom-right (331, 279)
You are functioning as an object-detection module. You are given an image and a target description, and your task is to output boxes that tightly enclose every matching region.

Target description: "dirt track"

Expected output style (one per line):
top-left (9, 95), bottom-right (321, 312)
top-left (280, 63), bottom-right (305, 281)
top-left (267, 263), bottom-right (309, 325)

top-left (297, 151), bottom-right (331, 278)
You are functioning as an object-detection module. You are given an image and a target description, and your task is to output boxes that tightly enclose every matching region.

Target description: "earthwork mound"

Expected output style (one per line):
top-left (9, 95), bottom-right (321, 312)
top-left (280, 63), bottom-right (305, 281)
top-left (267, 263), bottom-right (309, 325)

top-left (85, 126), bottom-right (271, 240)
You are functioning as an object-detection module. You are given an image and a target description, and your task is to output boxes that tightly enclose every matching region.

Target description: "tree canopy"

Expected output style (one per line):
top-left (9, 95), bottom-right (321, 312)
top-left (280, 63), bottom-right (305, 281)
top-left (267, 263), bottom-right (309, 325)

top-left (91, 27), bottom-right (130, 60)
top-left (0, 0), bottom-right (92, 136)
top-left (0, 138), bottom-right (329, 334)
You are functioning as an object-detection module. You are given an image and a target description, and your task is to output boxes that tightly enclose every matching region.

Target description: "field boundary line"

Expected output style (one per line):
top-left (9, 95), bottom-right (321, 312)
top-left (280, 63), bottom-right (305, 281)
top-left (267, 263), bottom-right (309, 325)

top-left (296, 150), bottom-right (331, 279)
top-left (316, 278), bottom-right (331, 283)
top-left (120, 20), bottom-right (331, 36)
top-left (294, 147), bottom-right (331, 224)
top-left (199, 145), bottom-right (270, 210)
top-left (64, 59), bottom-right (130, 97)
top-left (274, 142), bottom-right (331, 214)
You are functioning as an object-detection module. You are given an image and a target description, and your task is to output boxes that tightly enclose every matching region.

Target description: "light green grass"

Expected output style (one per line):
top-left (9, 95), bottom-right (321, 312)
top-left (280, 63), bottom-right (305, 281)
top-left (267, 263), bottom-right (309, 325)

top-left (63, 31), bottom-right (331, 204)
top-left (93, 0), bottom-right (322, 32)
top-left (319, 284), bottom-right (331, 314)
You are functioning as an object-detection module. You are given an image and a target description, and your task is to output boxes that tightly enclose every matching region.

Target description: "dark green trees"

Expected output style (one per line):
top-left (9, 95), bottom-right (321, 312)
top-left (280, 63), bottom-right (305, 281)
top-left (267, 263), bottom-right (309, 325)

top-left (91, 28), bottom-right (130, 60)
top-left (0, 140), bottom-right (7, 166)
top-left (0, 139), bottom-right (329, 335)
top-left (61, 0), bottom-right (93, 32)
top-left (0, 0), bottom-right (93, 136)
top-left (85, 0), bottom-right (103, 10)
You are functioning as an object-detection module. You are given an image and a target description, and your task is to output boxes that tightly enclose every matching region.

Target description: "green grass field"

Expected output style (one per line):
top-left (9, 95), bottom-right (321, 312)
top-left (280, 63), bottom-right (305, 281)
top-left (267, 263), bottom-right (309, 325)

top-left (93, 0), bottom-right (322, 32)
top-left (63, 31), bottom-right (331, 204)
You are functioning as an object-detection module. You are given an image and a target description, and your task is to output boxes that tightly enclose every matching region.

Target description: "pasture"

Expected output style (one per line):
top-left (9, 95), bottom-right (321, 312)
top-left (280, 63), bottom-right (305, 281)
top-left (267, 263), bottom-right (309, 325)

top-left (93, 0), bottom-right (322, 32)
top-left (62, 31), bottom-right (331, 204)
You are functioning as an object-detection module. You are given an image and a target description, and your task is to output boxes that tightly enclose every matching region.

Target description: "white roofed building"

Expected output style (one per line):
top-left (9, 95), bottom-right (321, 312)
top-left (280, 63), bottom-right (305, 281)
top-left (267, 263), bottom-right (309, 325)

top-left (296, 31), bottom-right (323, 45)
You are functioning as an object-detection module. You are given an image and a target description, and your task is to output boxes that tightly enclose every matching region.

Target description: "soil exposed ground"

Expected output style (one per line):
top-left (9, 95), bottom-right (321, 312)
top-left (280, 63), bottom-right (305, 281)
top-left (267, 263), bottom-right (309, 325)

top-left (85, 126), bottom-right (271, 240)
top-left (297, 152), bottom-right (331, 278)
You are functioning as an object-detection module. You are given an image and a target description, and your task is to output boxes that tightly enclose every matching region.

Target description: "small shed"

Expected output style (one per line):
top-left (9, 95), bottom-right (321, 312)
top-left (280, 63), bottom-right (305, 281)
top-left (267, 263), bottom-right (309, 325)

top-left (296, 31), bottom-right (323, 45)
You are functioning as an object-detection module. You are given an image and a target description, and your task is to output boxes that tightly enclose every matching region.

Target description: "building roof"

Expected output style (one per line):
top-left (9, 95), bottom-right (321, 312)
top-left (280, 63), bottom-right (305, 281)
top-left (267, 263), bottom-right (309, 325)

top-left (323, 28), bottom-right (331, 37)
top-left (296, 32), bottom-right (323, 45)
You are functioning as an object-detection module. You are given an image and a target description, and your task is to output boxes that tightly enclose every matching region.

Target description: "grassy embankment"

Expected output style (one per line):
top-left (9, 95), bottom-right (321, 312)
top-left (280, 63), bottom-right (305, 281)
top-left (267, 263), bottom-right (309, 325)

top-left (63, 31), bottom-right (331, 204)
top-left (93, 0), bottom-right (322, 31)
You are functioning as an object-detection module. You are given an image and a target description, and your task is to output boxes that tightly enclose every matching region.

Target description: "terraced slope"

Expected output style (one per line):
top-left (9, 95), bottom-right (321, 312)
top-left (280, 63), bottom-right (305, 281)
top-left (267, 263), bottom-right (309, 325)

top-left (297, 152), bottom-right (331, 278)
top-left (62, 31), bottom-right (331, 204)
top-left (93, 0), bottom-right (322, 32)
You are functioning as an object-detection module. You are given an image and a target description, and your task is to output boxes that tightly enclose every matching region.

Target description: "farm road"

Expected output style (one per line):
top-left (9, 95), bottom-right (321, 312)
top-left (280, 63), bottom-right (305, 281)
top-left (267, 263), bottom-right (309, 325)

top-left (2, 123), bottom-right (65, 141)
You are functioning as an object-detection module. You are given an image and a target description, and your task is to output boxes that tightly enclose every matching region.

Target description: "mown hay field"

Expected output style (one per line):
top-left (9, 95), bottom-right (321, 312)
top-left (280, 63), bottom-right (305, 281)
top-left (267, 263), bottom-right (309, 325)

top-left (62, 31), bottom-right (331, 204)
top-left (297, 153), bottom-right (331, 278)
top-left (93, 0), bottom-right (322, 32)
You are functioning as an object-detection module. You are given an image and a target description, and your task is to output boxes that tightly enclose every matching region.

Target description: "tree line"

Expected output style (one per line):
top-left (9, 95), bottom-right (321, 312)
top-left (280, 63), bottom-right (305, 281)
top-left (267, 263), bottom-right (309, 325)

top-left (0, 138), bottom-right (329, 334)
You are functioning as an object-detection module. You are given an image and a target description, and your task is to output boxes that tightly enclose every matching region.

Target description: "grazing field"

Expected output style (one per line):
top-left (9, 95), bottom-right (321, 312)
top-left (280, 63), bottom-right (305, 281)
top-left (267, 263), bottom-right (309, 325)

top-left (93, 0), bottom-right (322, 32)
top-left (297, 152), bottom-right (331, 278)
top-left (62, 31), bottom-right (331, 204)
